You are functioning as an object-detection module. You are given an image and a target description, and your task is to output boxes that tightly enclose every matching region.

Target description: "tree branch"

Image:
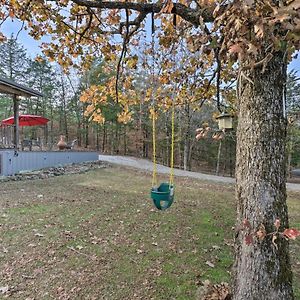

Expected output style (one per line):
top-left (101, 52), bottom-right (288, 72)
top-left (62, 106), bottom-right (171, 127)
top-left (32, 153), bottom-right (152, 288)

top-left (70, 1), bottom-right (214, 26)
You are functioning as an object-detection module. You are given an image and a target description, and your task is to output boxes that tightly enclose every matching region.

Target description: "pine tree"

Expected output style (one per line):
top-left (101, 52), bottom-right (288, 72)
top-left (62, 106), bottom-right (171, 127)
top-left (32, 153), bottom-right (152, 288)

top-left (0, 34), bottom-right (29, 82)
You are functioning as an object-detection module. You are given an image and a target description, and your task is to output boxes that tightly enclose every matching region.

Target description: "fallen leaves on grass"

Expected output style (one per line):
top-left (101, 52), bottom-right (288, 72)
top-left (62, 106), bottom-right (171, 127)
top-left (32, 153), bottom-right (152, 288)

top-left (0, 286), bottom-right (9, 294)
top-left (196, 280), bottom-right (231, 300)
top-left (205, 261), bottom-right (215, 268)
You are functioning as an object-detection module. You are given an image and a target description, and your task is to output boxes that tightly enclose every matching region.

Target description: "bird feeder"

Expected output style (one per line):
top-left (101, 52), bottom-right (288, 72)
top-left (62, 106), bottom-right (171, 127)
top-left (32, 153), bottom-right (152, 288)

top-left (216, 113), bottom-right (233, 130)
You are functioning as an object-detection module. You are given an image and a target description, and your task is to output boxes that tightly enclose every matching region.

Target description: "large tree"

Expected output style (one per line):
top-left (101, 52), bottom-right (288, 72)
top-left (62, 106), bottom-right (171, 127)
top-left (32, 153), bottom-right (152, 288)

top-left (1, 1), bottom-right (299, 299)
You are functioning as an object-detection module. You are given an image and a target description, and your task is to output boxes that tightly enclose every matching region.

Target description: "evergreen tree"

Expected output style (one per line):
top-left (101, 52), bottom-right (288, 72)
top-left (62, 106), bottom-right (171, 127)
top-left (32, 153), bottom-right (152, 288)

top-left (0, 34), bottom-right (29, 82)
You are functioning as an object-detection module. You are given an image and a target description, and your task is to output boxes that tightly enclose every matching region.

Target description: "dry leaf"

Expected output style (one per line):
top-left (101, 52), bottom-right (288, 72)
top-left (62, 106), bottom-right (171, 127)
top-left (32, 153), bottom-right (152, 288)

top-left (283, 228), bottom-right (300, 240)
top-left (205, 261), bottom-right (215, 268)
top-left (0, 286), bottom-right (9, 294)
top-left (245, 234), bottom-right (253, 245)
top-left (274, 219), bottom-right (280, 230)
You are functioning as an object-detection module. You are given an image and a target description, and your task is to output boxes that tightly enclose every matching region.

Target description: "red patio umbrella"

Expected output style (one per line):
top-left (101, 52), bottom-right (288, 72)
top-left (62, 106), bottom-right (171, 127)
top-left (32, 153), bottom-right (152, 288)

top-left (1, 114), bottom-right (49, 126)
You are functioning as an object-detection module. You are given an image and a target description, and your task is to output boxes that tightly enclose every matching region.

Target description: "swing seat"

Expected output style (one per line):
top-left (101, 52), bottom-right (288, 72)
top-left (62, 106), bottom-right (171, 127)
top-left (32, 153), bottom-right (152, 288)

top-left (151, 182), bottom-right (174, 210)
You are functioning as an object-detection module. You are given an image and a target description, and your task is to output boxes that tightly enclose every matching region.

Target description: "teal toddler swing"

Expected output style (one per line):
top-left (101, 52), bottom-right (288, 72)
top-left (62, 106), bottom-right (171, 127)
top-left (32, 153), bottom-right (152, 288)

top-left (149, 10), bottom-right (175, 210)
top-left (150, 103), bottom-right (175, 210)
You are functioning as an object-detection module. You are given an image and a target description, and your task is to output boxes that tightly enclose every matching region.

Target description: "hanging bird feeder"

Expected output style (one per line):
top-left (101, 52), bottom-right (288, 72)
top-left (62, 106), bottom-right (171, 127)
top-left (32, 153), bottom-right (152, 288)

top-left (216, 113), bottom-right (233, 130)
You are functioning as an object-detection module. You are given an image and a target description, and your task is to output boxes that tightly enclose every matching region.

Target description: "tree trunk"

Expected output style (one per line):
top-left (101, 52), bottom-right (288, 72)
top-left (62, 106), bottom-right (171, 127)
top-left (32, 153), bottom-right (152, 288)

top-left (123, 125), bottom-right (127, 155)
top-left (183, 139), bottom-right (190, 171)
top-left (102, 125), bottom-right (106, 153)
top-left (143, 125), bottom-right (149, 158)
top-left (233, 52), bottom-right (294, 299)
top-left (96, 124), bottom-right (100, 151)
top-left (216, 140), bottom-right (222, 176)
top-left (85, 121), bottom-right (89, 148)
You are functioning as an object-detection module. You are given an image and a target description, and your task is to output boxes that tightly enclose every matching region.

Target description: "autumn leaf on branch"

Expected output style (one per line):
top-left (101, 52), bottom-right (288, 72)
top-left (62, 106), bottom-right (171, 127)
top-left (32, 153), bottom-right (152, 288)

top-left (242, 219), bottom-right (251, 229)
top-left (274, 219), bottom-right (281, 231)
top-left (282, 228), bottom-right (300, 240)
top-left (256, 224), bottom-right (267, 241)
top-left (245, 234), bottom-right (253, 245)
top-left (161, 0), bottom-right (174, 14)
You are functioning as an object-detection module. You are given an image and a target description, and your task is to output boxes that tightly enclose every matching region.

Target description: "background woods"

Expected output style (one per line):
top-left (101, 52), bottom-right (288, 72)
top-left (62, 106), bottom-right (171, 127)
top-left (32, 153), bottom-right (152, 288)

top-left (0, 36), bottom-right (240, 176)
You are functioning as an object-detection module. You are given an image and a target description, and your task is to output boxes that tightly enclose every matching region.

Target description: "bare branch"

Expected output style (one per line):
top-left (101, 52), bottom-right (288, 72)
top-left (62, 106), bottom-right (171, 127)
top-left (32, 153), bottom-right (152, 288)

top-left (78, 8), bottom-right (93, 43)
top-left (115, 8), bottom-right (130, 103)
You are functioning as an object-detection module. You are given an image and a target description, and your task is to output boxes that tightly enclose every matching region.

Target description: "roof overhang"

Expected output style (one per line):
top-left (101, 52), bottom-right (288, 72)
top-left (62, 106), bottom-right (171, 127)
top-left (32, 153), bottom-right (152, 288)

top-left (0, 77), bottom-right (43, 98)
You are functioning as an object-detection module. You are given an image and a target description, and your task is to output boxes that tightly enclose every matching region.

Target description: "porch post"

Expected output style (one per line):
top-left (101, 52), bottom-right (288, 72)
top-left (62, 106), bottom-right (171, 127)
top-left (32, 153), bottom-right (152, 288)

top-left (13, 94), bottom-right (19, 150)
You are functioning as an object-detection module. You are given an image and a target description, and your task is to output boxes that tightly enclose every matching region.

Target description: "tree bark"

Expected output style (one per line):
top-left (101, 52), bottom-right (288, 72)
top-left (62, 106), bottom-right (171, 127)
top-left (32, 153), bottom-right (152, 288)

top-left (233, 52), bottom-right (294, 300)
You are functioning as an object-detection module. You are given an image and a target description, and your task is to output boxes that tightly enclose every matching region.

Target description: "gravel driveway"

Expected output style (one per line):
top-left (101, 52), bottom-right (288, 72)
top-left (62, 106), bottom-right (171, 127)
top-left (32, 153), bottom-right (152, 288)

top-left (98, 155), bottom-right (300, 192)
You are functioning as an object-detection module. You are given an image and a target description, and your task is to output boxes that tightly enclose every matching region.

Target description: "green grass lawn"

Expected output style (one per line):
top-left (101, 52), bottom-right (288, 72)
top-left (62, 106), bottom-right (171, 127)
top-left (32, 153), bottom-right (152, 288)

top-left (0, 165), bottom-right (299, 299)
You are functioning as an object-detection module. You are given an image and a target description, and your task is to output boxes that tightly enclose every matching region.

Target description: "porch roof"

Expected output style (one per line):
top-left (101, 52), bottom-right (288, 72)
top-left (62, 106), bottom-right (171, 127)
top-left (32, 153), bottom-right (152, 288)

top-left (0, 77), bottom-right (43, 98)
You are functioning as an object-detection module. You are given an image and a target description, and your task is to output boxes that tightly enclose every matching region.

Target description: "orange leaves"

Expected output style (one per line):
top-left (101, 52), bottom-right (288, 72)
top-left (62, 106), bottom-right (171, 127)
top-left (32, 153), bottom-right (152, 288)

top-left (107, 11), bottom-right (121, 25)
top-left (254, 24), bottom-right (264, 39)
top-left (212, 132), bottom-right (224, 140)
top-left (159, 73), bottom-right (170, 84)
top-left (241, 218), bottom-right (300, 247)
top-left (161, 0), bottom-right (174, 14)
top-left (0, 32), bottom-right (7, 42)
top-left (256, 224), bottom-right (266, 241)
top-left (8, 9), bottom-right (14, 18)
top-left (228, 43), bottom-right (243, 55)
top-left (198, 0), bottom-right (215, 7)
top-left (283, 228), bottom-right (300, 240)
top-left (216, 0), bottom-right (300, 67)
top-left (91, 112), bottom-right (105, 124)
top-left (247, 43), bottom-right (258, 57)
top-left (196, 127), bottom-right (211, 140)
top-left (126, 55), bottom-right (138, 69)
top-left (117, 107), bottom-right (133, 124)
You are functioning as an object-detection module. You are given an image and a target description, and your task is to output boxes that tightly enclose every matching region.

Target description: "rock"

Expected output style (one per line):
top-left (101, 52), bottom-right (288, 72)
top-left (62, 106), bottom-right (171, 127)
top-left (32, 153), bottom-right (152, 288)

top-left (0, 161), bottom-right (108, 183)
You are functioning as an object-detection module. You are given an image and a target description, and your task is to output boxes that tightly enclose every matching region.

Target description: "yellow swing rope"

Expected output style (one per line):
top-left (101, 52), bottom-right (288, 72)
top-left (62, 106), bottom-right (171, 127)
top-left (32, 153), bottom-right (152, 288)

top-left (151, 10), bottom-right (175, 189)
top-left (151, 10), bottom-right (158, 188)
top-left (152, 102), bottom-right (175, 188)
top-left (152, 108), bottom-right (158, 187)
top-left (169, 99), bottom-right (175, 186)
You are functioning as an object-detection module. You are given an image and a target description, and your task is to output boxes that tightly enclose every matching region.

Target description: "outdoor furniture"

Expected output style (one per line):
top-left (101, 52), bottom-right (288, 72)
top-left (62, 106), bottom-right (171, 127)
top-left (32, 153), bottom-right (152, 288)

top-left (21, 139), bottom-right (32, 151)
top-left (21, 139), bottom-right (43, 151)
top-left (66, 139), bottom-right (77, 150)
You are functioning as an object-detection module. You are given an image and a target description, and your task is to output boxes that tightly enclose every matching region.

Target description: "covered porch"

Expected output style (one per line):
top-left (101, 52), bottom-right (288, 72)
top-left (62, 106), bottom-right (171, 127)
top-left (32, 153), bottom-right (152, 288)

top-left (0, 76), bottom-right (43, 150)
top-left (0, 78), bottom-right (99, 175)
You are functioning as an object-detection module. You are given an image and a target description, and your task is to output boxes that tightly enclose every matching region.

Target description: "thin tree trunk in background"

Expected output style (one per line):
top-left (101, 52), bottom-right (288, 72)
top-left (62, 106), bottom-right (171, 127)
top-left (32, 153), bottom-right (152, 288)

top-left (96, 125), bottom-right (100, 151)
top-left (183, 141), bottom-right (189, 171)
top-left (123, 126), bottom-right (127, 155)
top-left (102, 125), bottom-right (106, 153)
top-left (188, 140), bottom-right (195, 171)
top-left (143, 124), bottom-right (149, 158)
top-left (77, 122), bottom-right (82, 147)
top-left (216, 140), bottom-right (222, 176)
top-left (233, 52), bottom-right (294, 300)
top-left (85, 120), bottom-right (89, 148)
top-left (183, 104), bottom-right (192, 171)
top-left (61, 78), bottom-right (68, 140)
top-left (177, 112), bottom-right (182, 168)
top-left (116, 124), bottom-right (120, 154)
